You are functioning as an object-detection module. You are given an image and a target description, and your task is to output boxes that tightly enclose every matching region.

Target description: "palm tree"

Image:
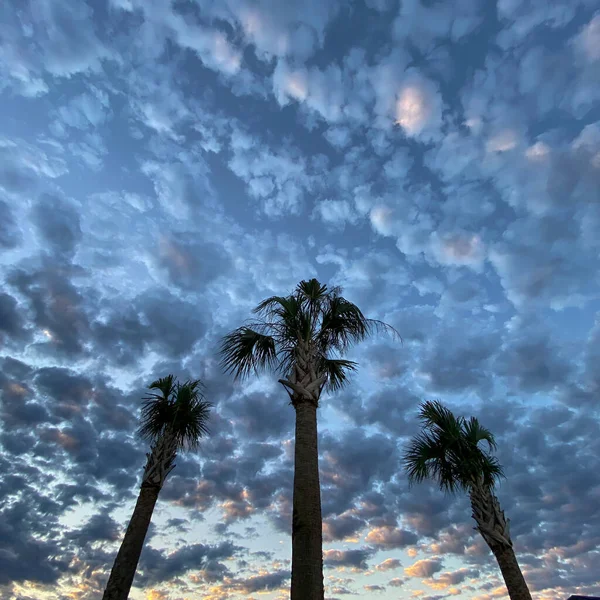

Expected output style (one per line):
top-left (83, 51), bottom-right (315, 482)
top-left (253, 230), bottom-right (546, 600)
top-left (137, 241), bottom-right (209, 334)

top-left (102, 375), bottom-right (212, 600)
top-left (403, 400), bottom-right (532, 600)
top-left (220, 278), bottom-right (396, 600)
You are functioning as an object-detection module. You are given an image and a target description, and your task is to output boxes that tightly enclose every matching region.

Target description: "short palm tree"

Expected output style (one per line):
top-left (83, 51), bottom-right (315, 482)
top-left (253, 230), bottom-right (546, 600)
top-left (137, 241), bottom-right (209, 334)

top-left (102, 375), bottom-right (212, 600)
top-left (403, 401), bottom-right (532, 600)
top-left (220, 278), bottom-right (396, 600)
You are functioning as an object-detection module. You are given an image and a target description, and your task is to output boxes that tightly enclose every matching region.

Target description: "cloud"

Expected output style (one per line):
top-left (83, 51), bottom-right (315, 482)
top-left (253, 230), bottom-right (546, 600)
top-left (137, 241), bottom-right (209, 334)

top-left (394, 70), bottom-right (444, 141)
top-left (272, 60), bottom-right (346, 123)
top-left (138, 542), bottom-right (239, 585)
top-left (313, 199), bottom-right (358, 228)
top-left (2, 2), bottom-right (600, 599)
top-left (430, 231), bottom-right (486, 271)
top-left (366, 526), bottom-right (419, 549)
top-left (405, 558), bottom-right (444, 578)
top-left (323, 513), bottom-right (365, 542)
top-left (375, 558), bottom-right (402, 571)
top-left (208, 0), bottom-right (342, 61)
top-left (169, 16), bottom-right (242, 77)
top-left (30, 193), bottom-right (82, 257)
top-left (0, 137), bottom-right (68, 199)
top-left (427, 568), bottom-right (480, 588)
top-left (575, 13), bottom-right (600, 62)
top-left (156, 236), bottom-right (232, 291)
top-left (324, 548), bottom-right (374, 570)
top-left (0, 293), bottom-right (30, 346)
top-left (0, 200), bottom-right (23, 249)
top-left (393, 0), bottom-right (484, 51)
top-left (228, 127), bottom-right (321, 216)
top-left (0, 0), bottom-right (113, 96)
top-left (236, 570), bottom-right (289, 593)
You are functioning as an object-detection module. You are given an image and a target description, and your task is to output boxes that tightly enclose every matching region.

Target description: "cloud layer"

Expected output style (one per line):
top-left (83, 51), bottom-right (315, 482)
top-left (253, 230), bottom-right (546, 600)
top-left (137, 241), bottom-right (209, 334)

top-left (1, 1), bottom-right (600, 600)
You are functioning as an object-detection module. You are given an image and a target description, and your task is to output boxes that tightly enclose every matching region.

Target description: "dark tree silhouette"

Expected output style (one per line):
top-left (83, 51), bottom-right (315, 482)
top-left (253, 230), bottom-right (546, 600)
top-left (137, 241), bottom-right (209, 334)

top-left (220, 278), bottom-right (397, 600)
top-left (404, 400), bottom-right (532, 600)
top-left (102, 375), bottom-right (211, 600)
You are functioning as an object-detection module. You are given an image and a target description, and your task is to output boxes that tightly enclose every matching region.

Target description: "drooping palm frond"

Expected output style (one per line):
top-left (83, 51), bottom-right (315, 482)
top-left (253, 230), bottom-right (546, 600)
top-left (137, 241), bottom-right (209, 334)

top-left (463, 416), bottom-right (498, 451)
top-left (403, 401), bottom-right (505, 495)
top-left (404, 428), bottom-right (464, 494)
top-left (138, 376), bottom-right (212, 450)
top-left (318, 297), bottom-right (399, 353)
top-left (319, 357), bottom-right (358, 392)
top-left (220, 326), bottom-right (277, 379)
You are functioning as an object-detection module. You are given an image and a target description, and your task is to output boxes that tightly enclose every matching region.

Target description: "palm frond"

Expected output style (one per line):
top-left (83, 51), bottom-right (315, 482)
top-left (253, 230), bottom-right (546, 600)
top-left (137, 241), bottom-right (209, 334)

top-left (253, 295), bottom-right (293, 319)
top-left (138, 376), bottom-right (174, 442)
top-left (147, 374), bottom-right (176, 400)
top-left (464, 416), bottom-right (497, 451)
top-left (170, 379), bottom-right (212, 449)
top-left (220, 278), bottom-right (399, 400)
top-left (320, 357), bottom-right (358, 392)
top-left (403, 430), bottom-right (462, 494)
top-left (219, 326), bottom-right (277, 379)
top-left (138, 376), bottom-right (212, 450)
top-left (404, 400), bottom-right (506, 495)
top-left (296, 278), bottom-right (328, 302)
top-left (318, 297), bottom-right (370, 350)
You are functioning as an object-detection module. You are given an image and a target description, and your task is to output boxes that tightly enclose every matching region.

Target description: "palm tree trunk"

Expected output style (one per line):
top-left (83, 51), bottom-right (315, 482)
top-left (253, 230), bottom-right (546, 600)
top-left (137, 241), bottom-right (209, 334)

top-left (291, 401), bottom-right (324, 600)
top-left (103, 433), bottom-right (177, 600)
top-left (102, 483), bottom-right (160, 600)
top-left (470, 483), bottom-right (532, 600)
top-left (490, 543), bottom-right (532, 600)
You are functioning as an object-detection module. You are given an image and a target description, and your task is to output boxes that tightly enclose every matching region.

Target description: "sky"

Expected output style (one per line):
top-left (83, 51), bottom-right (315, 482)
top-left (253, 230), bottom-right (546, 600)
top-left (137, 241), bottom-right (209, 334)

top-left (1, 0), bottom-right (600, 599)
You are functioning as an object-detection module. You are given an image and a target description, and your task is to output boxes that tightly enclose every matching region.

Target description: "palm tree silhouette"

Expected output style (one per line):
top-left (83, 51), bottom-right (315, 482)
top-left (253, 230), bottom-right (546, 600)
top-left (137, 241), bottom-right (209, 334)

top-left (220, 278), bottom-right (396, 600)
top-left (102, 375), bottom-right (212, 600)
top-left (404, 400), bottom-right (532, 600)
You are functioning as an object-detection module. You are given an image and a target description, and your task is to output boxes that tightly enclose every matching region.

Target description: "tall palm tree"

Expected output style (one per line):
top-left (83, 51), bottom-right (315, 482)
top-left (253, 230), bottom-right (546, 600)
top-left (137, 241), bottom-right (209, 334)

top-left (102, 375), bottom-right (212, 600)
top-left (220, 278), bottom-right (396, 600)
top-left (403, 400), bottom-right (532, 600)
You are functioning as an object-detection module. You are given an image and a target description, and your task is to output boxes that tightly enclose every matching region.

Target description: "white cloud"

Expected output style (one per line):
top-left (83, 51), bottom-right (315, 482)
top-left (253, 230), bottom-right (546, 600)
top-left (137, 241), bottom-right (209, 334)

top-left (313, 199), bottom-right (357, 228)
top-left (370, 49), bottom-right (411, 125)
top-left (576, 14), bottom-right (600, 62)
top-left (171, 17), bottom-right (242, 76)
top-left (0, 0), bottom-right (112, 95)
top-left (205, 0), bottom-right (341, 61)
top-left (228, 128), bottom-right (317, 217)
top-left (272, 60), bottom-right (345, 122)
top-left (325, 126), bottom-right (352, 149)
top-left (394, 70), bottom-right (443, 140)
top-left (497, 0), bottom-right (584, 49)
top-left (393, 0), bottom-right (484, 51)
top-left (370, 205), bottom-right (396, 237)
top-left (431, 231), bottom-right (486, 271)
top-left (525, 141), bottom-right (551, 162)
top-left (486, 129), bottom-right (519, 153)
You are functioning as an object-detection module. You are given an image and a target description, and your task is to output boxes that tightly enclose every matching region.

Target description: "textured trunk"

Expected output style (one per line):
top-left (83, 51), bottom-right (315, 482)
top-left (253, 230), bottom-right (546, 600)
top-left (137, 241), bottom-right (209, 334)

top-left (279, 337), bottom-right (325, 600)
top-left (102, 484), bottom-right (160, 600)
top-left (291, 401), bottom-right (324, 600)
top-left (102, 433), bottom-right (177, 600)
top-left (491, 543), bottom-right (533, 600)
top-left (470, 482), bottom-right (532, 600)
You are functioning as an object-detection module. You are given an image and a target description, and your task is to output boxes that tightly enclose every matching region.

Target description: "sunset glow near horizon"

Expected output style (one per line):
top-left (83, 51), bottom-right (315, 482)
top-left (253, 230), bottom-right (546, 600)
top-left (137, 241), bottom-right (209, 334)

top-left (1, 1), bottom-right (600, 599)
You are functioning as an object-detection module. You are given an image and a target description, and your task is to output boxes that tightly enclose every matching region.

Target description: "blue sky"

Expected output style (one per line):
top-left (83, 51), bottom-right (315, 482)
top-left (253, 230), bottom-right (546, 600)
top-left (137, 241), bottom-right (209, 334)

top-left (1, 1), bottom-right (600, 599)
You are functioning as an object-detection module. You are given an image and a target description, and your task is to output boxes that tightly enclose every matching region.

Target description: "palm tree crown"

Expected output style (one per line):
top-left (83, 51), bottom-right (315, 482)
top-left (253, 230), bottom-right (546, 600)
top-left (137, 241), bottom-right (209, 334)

top-left (138, 374), bottom-right (212, 450)
top-left (220, 278), bottom-right (397, 402)
top-left (404, 400), bottom-right (505, 494)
